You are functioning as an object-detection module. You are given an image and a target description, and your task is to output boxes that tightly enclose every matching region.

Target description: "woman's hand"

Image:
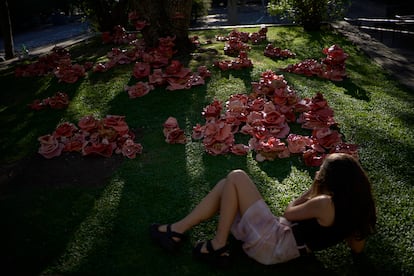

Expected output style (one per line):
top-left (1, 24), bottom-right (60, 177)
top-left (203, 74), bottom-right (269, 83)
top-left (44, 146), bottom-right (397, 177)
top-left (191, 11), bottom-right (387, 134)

top-left (288, 189), bottom-right (312, 207)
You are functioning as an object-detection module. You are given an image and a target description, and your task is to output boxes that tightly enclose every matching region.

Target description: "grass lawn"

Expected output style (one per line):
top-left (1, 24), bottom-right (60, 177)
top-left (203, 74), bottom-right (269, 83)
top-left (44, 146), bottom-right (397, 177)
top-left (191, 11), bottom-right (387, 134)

top-left (0, 25), bottom-right (413, 275)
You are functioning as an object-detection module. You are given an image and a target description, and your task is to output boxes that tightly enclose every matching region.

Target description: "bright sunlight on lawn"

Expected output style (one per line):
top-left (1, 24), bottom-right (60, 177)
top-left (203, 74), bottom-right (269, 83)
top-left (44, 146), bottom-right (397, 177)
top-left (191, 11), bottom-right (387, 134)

top-left (0, 25), bottom-right (413, 275)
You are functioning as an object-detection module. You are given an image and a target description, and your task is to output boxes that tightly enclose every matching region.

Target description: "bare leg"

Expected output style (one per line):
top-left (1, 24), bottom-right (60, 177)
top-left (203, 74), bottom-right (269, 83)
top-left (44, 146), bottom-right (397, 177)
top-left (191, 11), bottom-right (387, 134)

top-left (210, 169), bottom-right (262, 250)
top-left (158, 169), bottom-right (263, 249)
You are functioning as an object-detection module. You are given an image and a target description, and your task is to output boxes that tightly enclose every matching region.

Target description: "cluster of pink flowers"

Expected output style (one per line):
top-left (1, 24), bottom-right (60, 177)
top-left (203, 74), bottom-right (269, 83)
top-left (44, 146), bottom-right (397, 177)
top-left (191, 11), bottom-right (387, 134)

top-left (216, 27), bottom-right (267, 56)
top-left (264, 44), bottom-right (296, 59)
top-left (54, 58), bottom-right (89, 83)
top-left (38, 115), bottom-right (142, 159)
top-left (28, 92), bottom-right (70, 110)
top-left (15, 46), bottom-right (92, 83)
top-left (101, 25), bottom-right (139, 45)
top-left (92, 42), bottom-right (146, 72)
top-left (223, 37), bottom-right (251, 56)
top-left (125, 60), bottom-right (211, 97)
top-left (216, 27), bottom-right (268, 44)
top-left (163, 117), bottom-right (187, 144)
top-left (283, 44), bottom-right (349, 81)
top-left (14, 47), bottom-right (61, 76)
top-left (166, 70), bottom-right (358, 166)
top-left (213, 51), bottom-right (253, 71)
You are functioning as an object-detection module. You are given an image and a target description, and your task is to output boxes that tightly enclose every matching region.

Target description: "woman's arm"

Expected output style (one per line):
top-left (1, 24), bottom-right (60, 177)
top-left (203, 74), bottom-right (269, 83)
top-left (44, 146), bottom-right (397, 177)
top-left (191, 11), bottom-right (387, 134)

top-left (287, 189), bottom-right (312, 207)
top-left (284, 195), bottom-right (334, 226)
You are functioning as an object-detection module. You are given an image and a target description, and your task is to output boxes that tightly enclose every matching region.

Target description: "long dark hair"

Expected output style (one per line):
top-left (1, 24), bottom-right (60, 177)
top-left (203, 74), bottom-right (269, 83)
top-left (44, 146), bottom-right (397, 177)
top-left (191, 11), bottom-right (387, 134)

top-left (311, 153), bottom-right (377, 239)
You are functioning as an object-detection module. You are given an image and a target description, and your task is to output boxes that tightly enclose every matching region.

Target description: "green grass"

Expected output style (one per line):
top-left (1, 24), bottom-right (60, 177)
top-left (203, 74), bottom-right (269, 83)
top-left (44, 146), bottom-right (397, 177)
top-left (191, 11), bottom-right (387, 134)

top-left (0, 25), bottom-right (413, 275)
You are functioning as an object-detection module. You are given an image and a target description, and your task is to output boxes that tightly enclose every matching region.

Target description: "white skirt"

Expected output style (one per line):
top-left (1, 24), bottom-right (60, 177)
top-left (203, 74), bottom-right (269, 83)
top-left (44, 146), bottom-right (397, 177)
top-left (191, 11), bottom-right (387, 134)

top-left (231, 199), bottom-right (300, 265)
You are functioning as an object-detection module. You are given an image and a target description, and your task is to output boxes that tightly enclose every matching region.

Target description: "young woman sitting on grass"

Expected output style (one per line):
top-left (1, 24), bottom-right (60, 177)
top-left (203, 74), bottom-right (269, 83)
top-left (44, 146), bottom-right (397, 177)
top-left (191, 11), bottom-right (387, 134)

top-left (150, 153), bottom-right (377, 267)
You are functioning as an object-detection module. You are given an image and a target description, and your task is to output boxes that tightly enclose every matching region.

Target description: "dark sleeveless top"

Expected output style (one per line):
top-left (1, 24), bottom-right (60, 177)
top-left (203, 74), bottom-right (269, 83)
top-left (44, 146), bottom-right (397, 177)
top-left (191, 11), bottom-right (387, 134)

top-left (291, 218), bottom-right (346, 251)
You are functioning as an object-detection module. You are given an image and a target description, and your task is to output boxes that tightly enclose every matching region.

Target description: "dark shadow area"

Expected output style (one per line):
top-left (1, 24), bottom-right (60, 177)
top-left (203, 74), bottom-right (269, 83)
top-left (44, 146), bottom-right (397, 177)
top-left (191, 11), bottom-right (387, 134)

top-left (257, 155), bottom-right (314, 183)
top-left (0, 178), bottom-right (105, 276)
top-left (218, 67), bottom-right (254, 91)
top-left (333, 77), bottom-right (371, 101)
top-left (0, 72), bottom-right (83, 164)
top-left (2, 152), bottom-right (124, 190)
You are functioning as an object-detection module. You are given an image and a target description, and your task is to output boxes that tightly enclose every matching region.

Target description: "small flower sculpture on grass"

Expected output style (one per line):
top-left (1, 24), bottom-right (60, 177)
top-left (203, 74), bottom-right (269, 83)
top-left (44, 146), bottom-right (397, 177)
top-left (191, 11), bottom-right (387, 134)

top-left (284, 44), bottom-right (349, 81)
top-left (28, 92), bottom-right (70, 110)
top-left (163, 117), bottom-right (187, 144)
top-left (38, 115), bottom-right (142, 159)
top-left (264, 44), bottom-right (296, 59)
top-left (214, 51), bottom-right (253, 71)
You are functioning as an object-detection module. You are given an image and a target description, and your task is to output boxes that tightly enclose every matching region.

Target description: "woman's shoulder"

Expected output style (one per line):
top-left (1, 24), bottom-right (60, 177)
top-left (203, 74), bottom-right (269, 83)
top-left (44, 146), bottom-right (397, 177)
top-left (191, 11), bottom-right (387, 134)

top-left (311, 194), bottom-right (332, 205)
top-left (310, 195), bottom-right (334, 226)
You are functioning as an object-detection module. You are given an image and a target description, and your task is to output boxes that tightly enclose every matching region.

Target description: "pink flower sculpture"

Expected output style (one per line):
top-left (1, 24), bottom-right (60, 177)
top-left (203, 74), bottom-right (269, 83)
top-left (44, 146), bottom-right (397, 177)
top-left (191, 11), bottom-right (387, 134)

top-left (330, 142), bottom-right (359, 159)
top-left (303, 149), bottom-right (326, 167)
top-left (15, 46), bottom-right (70, 77)
top-left (128, 11), bottom-right (149, 31)
top-left (202, 119), bottom-right (235, 156)
top-left (125, 82), bottom-right (154, 98)
top-left (78, 115), bottom-right (99, 132)
top-left (29, 92), bottom-right (69, 110)
top-left (224, 37), bottom-right (251, 56)
top-left (120, 138), bottom-right (143, 158)
top-left (133, 62), bottom-right (151, 79)
top-left (216, 27), bottom-right (267, 45)
top-left (38, 115), bottom-right (142, 159)
top-left (103, 115), bottom-right (129, 135)
top-left (102, 25), bottom-right (137, 45)
top-left (163, 117), bottom-right (187, 144)
top-left (165, 60), bottom-right (191, 78)
top-left (54, 63), bottom-right (86, 83)
top-left (54, 122), bottom-right (78, 138)
top-left (202, 99), bottom-right (223, 119)
top-left (148, 69), bottom-right (167, 86)
top-left (38, 135), bottom-right (65, 159)
top-left (214, 51), bottom-right (253, 71)
top-left (264, 44), bottom-right (296, 59)
top-left (251, 136), bottom-right (290, 162)
top-left (287, 134), bottom-right (313, 153)
top-left (283, 45), bottom-right (348, 81)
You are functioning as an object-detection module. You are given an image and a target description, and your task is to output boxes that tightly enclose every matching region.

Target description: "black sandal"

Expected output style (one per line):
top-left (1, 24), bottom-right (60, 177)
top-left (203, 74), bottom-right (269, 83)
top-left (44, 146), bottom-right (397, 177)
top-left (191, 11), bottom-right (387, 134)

top-left (192, 240), bottom-right (231, 268)
top-left (149, 223), bottom-right (186, 253)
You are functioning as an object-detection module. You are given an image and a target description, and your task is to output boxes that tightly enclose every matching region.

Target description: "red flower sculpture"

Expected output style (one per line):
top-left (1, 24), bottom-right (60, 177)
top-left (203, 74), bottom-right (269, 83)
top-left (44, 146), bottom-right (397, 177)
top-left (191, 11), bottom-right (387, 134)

top-left (214, 51), bottom-right (253, 71)
top-left (133, 62), bottom-right (151, 79)
top-left (283, 44), bottom-right (348, 81)
top-left (38, 135), bottom-right (65, 159)
top-left (38, 115), bottom-right (142, 159)
top-left (29, 92), bottom-right (69, 110)
top-left (163, 117), bottom-right (187, 144)
top-left (125, 82), bottom-right (154, 98)
top-left (264, 44), bottom-right (296, 59)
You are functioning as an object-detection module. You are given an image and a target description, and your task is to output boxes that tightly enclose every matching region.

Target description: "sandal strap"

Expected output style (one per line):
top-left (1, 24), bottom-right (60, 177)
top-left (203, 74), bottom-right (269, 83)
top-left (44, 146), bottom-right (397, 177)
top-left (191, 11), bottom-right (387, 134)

top-left (166, 224), bottom-right (185, 240)
top-left (206, 240), bottom-right (229, 256)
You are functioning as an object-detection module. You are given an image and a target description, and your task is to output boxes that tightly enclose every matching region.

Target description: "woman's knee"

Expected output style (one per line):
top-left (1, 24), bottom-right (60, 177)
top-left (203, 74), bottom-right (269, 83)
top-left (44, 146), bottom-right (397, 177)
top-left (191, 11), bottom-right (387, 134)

top-left (227, 169), bottom-right (249, 182)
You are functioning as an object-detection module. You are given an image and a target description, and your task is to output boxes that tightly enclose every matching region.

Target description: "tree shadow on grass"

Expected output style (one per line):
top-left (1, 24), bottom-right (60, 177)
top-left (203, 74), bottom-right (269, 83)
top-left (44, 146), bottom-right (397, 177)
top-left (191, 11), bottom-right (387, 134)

top-left (0, 74), bottom-right (83, 164)
top-left (333, 77), bottom-right (371, 101)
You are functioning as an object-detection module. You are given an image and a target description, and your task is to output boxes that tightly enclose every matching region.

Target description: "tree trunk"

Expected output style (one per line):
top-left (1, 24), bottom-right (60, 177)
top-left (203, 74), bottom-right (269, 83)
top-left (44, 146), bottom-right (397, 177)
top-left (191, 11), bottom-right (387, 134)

top-left (228, 0), bottom-right (239, 25)
top-left (95, 0), bottom-right (129, 32)
top-left (0, 0), bottom-right (15, 60)
top-left (133, 0), bottom-right (194, 53)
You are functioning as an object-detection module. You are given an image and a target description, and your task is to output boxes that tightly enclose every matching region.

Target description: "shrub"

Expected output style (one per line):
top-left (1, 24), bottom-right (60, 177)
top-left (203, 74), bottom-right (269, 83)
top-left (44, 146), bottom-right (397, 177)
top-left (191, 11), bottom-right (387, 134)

top-left (268, 0), bottom-right (350, 30)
